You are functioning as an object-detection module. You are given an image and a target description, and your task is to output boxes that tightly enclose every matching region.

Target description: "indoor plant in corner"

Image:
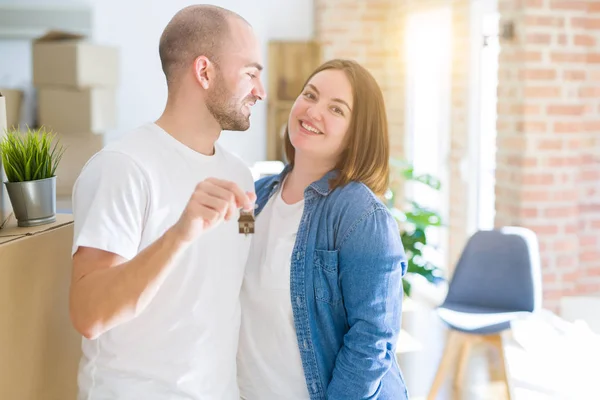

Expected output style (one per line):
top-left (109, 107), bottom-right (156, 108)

top-left (385, 158), bottom-right (445, 298)
top-left (0, 126), bottom-right (65, 227)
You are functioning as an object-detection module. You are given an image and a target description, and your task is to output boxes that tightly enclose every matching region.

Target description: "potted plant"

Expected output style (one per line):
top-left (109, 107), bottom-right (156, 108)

top-left (0, 126), bottom-right (65, 227)
top-left (385, 158), bottom-right (445, 297)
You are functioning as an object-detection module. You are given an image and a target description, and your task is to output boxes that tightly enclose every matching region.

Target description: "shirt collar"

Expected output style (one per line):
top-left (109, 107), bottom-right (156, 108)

top-left (271, 164), bottom-right (339, 197)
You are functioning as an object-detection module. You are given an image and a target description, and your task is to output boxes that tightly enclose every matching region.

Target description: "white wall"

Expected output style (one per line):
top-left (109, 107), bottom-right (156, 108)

top-left (0, 0), bottom-right (94, 127)
top-left (0, 0), bottom-right (314, 164)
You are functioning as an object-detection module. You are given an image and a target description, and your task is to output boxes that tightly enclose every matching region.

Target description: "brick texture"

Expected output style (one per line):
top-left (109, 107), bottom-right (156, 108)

top-left (496, 0), bottom-right (600, 309)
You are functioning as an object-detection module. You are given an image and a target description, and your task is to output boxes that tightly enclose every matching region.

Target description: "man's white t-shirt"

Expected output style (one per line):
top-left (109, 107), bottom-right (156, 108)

top-left (71, 123), bottom-right (254, 400)
top-left (237, 184), bottom-right (310, 399)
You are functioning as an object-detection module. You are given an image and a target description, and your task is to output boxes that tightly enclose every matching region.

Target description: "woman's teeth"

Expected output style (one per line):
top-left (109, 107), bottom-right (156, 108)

top-left (301, 122), bottom-right (321, 134)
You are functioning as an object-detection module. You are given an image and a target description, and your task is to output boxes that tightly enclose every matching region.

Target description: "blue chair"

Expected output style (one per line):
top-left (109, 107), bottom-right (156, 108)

top-left (427, 226), bottom-right (542, 400)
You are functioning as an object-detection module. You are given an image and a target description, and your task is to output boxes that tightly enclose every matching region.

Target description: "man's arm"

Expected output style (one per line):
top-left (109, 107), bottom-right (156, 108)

top-left (70, 226), bottom-right (188, 339)
top-left (69, 152), bottom-right (254, 339)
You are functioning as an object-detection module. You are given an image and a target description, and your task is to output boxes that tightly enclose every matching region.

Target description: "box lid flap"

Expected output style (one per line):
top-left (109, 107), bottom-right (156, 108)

top-left (35, 30), bottom-right (85, 43)
top-left (0, 213), bottom-right (73, 245)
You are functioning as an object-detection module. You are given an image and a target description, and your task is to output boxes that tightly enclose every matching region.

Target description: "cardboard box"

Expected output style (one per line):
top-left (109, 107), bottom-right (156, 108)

top-left (0, 213), bottom-right (82, 400)
top-left (0, 93), bottom-right (13, 227)
top-left (0, 89), bottom-right (23, 129)
top-left (55, 133), bottom-right (105, 197)
top-left (32, 31), bottom-right (119, 88)
top-left (38, 87), bottom-right (116, 134)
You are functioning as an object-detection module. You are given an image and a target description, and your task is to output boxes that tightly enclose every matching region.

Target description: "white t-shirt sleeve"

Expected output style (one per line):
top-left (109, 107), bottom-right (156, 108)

top-left (71, 150), bottom-right (149, 260)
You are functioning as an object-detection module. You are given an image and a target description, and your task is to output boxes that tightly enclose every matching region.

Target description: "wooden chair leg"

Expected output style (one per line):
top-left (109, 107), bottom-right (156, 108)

top-left (427, 330), bottom-right (463, 400)
top-left (487, 333), bottom-right (513, 400)
top-left (454, 335), bottom-right (475, 394)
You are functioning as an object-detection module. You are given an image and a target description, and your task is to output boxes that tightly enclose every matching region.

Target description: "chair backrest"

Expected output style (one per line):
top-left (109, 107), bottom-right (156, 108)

top-left (442, 226), bottom-right (542, 313)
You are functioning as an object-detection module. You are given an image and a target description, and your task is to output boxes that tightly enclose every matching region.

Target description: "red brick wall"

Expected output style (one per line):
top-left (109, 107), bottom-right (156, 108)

top-left (496, 0), bottom-right (600, 309)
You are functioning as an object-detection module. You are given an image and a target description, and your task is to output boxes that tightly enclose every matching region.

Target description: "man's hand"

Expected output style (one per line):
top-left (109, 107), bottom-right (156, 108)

top-left (70, 177), bottom-right (256, 339)
top-left (171, 178), bottom-right (256, 243)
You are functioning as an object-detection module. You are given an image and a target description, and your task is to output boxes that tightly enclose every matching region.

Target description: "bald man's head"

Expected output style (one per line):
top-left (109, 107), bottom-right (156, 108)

top-left (158, 5), bottom-right (249, 86)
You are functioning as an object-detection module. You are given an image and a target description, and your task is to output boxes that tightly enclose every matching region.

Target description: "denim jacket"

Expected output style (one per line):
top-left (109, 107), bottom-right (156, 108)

top-left (254, 166), bottom-right (409, 400)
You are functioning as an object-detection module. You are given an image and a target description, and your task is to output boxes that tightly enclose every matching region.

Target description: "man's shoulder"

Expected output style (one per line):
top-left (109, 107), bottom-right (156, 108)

top-left (103, 123), bottom-right (161, 156)
top-left (215, 144), bottom-right (253, 181)
top-left (216, 144), bottom-right (247, 166)
top-left (89, 123), bottom-right (171, 176)
top-left (78, 124), bottom-right (160, 182)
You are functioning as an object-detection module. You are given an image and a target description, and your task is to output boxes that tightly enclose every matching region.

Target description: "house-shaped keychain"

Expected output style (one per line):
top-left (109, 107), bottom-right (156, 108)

top-left (238, 209), bottom-right (255, 235)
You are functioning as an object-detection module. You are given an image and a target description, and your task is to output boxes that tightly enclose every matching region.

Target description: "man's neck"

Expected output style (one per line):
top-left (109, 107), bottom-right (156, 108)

top-left (155, 98), bottom-right (221, 156)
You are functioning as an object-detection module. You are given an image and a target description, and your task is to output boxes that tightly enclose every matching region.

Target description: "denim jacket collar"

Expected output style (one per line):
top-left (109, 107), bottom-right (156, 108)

top-left (267, 164), bottom-right (340, 198)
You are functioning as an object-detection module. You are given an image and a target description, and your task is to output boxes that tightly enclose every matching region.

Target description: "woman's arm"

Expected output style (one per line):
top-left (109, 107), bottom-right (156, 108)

top-left (327, 206), bottom-right (407, 399)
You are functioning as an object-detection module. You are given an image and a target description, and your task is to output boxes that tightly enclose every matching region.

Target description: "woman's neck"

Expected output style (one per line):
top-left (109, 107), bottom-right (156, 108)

top-left (281, 154), bottom-right (335, 204)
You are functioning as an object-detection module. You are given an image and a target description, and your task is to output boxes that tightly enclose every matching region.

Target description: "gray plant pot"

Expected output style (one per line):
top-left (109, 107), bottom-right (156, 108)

top-left (4, 176), bottom-right (57, 227)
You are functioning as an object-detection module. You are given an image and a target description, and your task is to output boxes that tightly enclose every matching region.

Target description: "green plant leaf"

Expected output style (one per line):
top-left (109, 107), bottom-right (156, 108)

top-left (410, 172), bottom-right (441, 190)
top-left (4, 160), bottom-right (23, 182)
top-left (33, 161), bottom-right (45, 180)
top-left (401, 228), bottom-right (427, 249)
top-left (388, 157), bottom-right (445, 297)
top-left (402, 278), bottom-right (411, 297)
top-left (405, 210), bottom-right (442, 229)
top-left (24, 152), bottom-right (33, 181)
top-left (406, 258), bottom-right (443, 283)
top-left (0, 126), bottom-right (65, 182)
top-left (390, 157), bottom-right (442, 190)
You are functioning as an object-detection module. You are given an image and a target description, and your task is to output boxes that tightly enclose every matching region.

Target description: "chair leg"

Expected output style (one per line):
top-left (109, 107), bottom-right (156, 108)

top-left (454, 334), bottom-right (475, 394)
top-left (487, 333), bottom-right (513, 400)
top-left (427, 330), bottom-right (463, 400)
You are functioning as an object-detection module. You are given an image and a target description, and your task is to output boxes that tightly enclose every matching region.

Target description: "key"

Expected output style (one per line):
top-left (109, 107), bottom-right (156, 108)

top-left (238, 208), bottom-right (255, 236)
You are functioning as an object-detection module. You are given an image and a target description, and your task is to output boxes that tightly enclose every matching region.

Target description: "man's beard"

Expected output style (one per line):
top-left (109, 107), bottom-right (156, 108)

top-left (206, 74), bottom-right (255, 131)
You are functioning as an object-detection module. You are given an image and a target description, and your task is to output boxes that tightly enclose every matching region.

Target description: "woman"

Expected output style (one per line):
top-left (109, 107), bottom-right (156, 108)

top-left (237, 59), bottom-right (408, 400)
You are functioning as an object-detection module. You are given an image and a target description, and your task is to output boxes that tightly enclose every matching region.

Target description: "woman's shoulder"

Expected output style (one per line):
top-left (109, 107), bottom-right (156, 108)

top-left (326, 182), bottom-right (402, 255)
top-left (328, 181), bottom-right (388, 215)
top-left (323, 181), bottom-right (395, 242)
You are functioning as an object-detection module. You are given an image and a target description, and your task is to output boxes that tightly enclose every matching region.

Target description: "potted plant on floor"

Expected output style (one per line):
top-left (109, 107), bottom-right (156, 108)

top-left (385, 158), bottom-right (445, 297)
top-left (0, 126), bottom-right (65, 227)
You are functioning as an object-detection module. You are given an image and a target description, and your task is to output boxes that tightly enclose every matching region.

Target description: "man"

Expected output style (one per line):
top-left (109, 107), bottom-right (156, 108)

top-left (69, 5), bottom-right (265, 399)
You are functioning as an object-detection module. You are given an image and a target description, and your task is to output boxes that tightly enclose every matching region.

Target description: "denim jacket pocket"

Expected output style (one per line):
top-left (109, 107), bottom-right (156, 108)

top-left (314, 249), bottom-right (342, 305)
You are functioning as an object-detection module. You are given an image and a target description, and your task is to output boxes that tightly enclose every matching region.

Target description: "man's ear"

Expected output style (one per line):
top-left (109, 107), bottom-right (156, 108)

top-left (193, 56), bottom-right (213, 89)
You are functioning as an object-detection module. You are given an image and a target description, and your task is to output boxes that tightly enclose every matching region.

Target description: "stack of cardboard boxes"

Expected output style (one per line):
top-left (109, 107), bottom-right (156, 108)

top-left (32, 31), bottom-right (119, 198)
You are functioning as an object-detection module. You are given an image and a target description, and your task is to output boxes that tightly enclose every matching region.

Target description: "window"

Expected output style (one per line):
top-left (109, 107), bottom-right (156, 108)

top-left (468, 0), bottom-right (499, 232)
top-left (404, 7), bottom-right (452, 269)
